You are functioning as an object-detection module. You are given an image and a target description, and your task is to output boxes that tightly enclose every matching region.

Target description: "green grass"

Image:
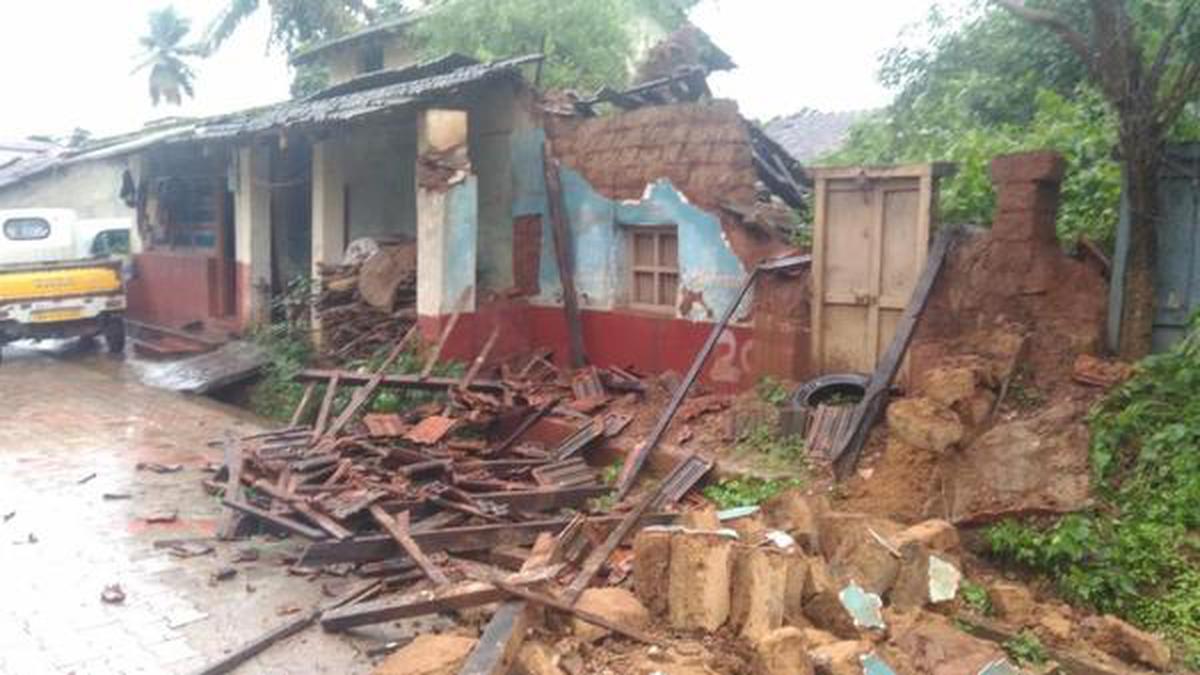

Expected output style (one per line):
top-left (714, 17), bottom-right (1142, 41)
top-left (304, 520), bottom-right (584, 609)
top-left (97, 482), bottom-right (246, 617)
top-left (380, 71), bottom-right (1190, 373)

top-left (702, 476), bottom-right (804, 510)
top-left (983, 320), bottom-right (1200, 667)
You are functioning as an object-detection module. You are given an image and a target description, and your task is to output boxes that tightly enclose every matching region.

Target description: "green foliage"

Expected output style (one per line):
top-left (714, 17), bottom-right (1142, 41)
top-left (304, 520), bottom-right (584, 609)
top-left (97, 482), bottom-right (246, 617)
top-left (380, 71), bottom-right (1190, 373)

top-left (601, 460), bottom-right (624, 486)
top-left (413, 0), bottom-right (696, 90)
top-left (984, 319), bottom-right (1200, 663)
top-left (755, 376), bottom-right (790, 406)
top-left (1004, 630), bottom-right (1049, 666)
top-left (960, 581), bottom-right (992, 616)
top-left (735, 422), bottom-right (807, 470)
top-left (290, 61), bottom-right (330, 99)
top-left (826, 87), bottom-right (1121, 249)
top-left (246, 321), bottom-right (315, 421)
top-left (702, 476), bottom-right (803, 510)
top-left (205, 0), bottom-right (368, 54)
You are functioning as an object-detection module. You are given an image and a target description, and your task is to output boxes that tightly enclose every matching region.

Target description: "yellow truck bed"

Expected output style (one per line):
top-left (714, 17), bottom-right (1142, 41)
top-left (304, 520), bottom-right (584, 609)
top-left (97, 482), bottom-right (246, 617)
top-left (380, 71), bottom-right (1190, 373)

top-left (0, 260), bottom-right (122, 303)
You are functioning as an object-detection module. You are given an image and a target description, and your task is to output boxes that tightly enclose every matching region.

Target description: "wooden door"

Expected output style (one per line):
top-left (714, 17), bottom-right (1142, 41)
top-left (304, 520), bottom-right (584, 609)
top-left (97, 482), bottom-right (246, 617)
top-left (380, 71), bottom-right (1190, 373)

top-left (811, 165), bottom-right (942, 377)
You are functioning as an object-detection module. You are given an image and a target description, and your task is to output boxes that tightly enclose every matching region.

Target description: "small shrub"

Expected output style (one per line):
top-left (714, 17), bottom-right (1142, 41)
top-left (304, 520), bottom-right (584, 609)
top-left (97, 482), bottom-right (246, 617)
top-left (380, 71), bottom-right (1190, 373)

top-left (1004, 630), bottom-right (1048, 666)
top-left (702, 476), bottom-right (804, 510)
top-left (960, 581), bottom-right (993, 616)
top-left (756, 376), bottom-right (790, 406)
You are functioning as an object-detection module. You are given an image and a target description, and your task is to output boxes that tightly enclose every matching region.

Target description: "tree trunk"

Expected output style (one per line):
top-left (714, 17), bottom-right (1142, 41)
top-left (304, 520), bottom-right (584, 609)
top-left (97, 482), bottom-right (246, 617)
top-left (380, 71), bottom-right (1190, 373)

top-left (1118, 148), bottom-right (1162, 359)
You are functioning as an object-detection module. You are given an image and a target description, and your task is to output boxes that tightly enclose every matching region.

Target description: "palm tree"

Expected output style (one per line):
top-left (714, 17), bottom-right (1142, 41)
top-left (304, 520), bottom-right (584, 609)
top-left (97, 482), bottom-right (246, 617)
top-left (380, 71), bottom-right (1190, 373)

top-left (134, 7), bottom-right (204, 106)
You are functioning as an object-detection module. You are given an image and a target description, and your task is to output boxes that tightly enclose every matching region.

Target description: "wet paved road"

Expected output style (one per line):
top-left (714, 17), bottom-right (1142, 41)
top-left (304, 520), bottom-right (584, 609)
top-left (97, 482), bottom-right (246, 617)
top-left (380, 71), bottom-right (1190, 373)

top-left (0, 342), bottom-right (395, 675)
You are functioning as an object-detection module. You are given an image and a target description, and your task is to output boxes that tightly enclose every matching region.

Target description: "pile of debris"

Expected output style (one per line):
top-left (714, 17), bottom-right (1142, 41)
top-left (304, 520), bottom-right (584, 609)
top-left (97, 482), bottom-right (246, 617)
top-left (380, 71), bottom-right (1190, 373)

top-left (315, 240), bottom-right (418, 362)
top-left (196, 309), bottom-right (734, 673)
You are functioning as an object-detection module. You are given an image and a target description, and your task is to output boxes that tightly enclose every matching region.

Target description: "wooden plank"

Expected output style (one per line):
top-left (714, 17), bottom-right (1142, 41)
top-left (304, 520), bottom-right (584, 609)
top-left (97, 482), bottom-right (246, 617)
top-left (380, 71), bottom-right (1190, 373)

top-left (221, 499), bottom-right (328, 541)
top-left (251, 479), bottom-right (354, 541)
top-left (324, 326), bottom-right (418, 440)
top-left (321, 567), bottom-right (560, 631)
top-left (369, 506), bottom-right (449, 586)
top-left (421, 290), bottom-right (470, 379)
top-left (296, 370), bottom-right (505, 392)
top-left (215, 442), bottom-right (246, 541)
top-left (830, 225), bottom-right (960, 477)
top-left (543, 140), bottom-right (586, 368)
top-left (484, 399), bottom-right (557, 456)
top-left (192, 580), bottom-right (380, 675)
top-left (565, 455), bottom-right (693, 604)
top-left (300, 513), bottom-right (678, 566)
top-left (289, 382), bottom-right (317, 428)
top-left (311, 373), bottom-right (341, 442)
top-left (459, 327), bottom-right (500, 390)
top-left (459, 535), bottom-right (558, 675)
top-left (489, 579), bottom-right (656, 644)
top-left (614, 255), bottom-right (810, 499)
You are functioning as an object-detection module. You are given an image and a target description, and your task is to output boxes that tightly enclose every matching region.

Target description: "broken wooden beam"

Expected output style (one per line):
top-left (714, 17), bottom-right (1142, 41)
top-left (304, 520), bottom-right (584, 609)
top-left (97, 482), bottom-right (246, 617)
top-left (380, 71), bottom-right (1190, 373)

top-left (221, 499), bottom-right (328, 541)
top-left (458, 534), bottom-right (559, 675)
top-left (215, 441), bottom-right (247, 541)
top-left (320, 566), bottom-right (560, 631)
top-left (369, 506), bottom-right (449, 586)
top-left (323, 326), bottom-right (418, 440)
top-left (488, 578), bottom-right (656, 644)
top-left (300, 513), bottom-right (678, 566)
top-left (311, 373), bottom-right (340, 442)
top-left (459, 326), bottom-right (500, 390)
top-left (295, 370), bottom-right (504, 393)
top-left (543, 140), bottom-right (587, 368)
top-left (614, 255), bottom-right (811, 498)
top-left (830, 226), bottom-right (960, 477)
top-left (191, 580), bottom-right (380, 675)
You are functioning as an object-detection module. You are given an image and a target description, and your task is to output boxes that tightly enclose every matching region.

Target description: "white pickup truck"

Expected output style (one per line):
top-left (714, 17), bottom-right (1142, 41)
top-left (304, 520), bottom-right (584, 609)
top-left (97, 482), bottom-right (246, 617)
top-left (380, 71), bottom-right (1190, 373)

top-left (0, 208), bottom-right (131, 362)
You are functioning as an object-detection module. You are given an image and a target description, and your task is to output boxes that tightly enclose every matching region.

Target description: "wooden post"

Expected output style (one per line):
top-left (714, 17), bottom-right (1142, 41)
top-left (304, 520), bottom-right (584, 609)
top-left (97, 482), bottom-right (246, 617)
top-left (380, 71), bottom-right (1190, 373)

top-left (542, 140), bottom-right (586, 368)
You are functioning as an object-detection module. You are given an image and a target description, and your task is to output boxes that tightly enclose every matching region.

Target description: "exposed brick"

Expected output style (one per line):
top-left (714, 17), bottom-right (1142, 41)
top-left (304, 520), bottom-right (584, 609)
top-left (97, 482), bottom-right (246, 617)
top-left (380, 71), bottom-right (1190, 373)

top-left (990, 151), bottom-right (1066, 184)
top-left (990, 210), bottom-right (1059, 245)
top-left (994, 181), bottom-right (1061, 216)
top-left (512, 215), bottom-right (543, 297)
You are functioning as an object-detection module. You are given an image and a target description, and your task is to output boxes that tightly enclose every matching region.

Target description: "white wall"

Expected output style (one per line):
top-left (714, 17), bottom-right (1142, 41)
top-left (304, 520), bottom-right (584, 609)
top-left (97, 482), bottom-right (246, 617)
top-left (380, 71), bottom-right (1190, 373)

top-left (0, 158), bottom-right (132, 219)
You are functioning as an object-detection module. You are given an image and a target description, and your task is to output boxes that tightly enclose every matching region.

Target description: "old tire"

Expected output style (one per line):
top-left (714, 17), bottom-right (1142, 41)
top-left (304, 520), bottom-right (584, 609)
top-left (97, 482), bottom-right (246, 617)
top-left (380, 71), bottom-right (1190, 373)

top-left (105, 320), bottom-right (126, 355)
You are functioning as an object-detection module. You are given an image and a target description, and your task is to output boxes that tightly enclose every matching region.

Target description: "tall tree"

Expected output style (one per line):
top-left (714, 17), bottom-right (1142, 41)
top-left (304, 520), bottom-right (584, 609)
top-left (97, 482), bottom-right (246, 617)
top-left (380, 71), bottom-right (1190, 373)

top-left (134, 6), bottom-right (203, 106)
top-left (204, 0), bottom-right (372, 54)
top-left (413, 0), bottom-right (699, 89)
top-left (996, 0), bottom-right (1200, 358)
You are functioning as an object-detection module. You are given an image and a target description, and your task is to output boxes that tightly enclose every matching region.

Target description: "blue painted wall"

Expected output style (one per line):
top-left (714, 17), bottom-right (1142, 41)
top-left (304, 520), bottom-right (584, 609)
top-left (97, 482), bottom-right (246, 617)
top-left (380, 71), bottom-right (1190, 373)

top-left (443, 176), bottom-right (478, 312)
top-left (509, 128), bottom-right (751, 322)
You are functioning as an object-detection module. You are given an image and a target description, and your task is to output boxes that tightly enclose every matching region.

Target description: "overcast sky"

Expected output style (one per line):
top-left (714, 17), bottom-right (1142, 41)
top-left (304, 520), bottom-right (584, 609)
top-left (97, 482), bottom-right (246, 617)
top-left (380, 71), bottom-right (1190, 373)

top-left (0, 1), bottom-right (944, 141)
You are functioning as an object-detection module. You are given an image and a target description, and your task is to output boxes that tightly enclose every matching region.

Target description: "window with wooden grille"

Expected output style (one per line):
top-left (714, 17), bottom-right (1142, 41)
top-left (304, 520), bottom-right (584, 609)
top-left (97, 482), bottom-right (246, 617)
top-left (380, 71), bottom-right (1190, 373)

top-left (629, 227), bottom-right (679, 311)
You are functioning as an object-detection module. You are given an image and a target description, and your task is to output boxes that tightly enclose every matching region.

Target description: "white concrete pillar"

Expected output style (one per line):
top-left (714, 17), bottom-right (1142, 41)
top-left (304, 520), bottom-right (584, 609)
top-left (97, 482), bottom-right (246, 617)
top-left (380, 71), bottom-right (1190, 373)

top-left (311, 137), bottom-right (347, 277)
top-left (416, 109), bottom-right (477, 317)
top-left (234, 143), bottom-right (272, 326)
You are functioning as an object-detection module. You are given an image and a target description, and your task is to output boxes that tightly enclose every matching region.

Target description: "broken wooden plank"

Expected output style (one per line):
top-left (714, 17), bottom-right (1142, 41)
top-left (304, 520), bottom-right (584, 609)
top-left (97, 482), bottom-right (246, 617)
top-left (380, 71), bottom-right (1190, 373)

top-left (221, 499), bottom-right (328, 541)
top-left (460, 326), bottom-right (500, 390)
top-left (543, 140), bottom-right (586, 368)
top-left (458, 534), bottom-right (559, 675)
top-left (250, 479), bottom-right (354, 541)
top-left (321, 566), bottom-right (560, 631)
top-left (324, 326), bottom-right (418, 440)
top-left (563, 456), bottom-right (693, 604)
top-left (369, 506), bottom-right (449, 586)
top-left (192, 580), bottom-right (380, 675)
top-left (614, 254), bottom-right (812, 499)
top-left (289, 382), bottom-right (317, 428)
top-left (488, 578), bottom-right (656, 644)
top-left (300, 513), bottom-right (678, 566)
top-left (215, 442), bottom-right (246, 541)
top-left (830, 226), bottom-right (960, 477)
top-left (296, 370), bottom-right (505, 393)
top-left (421, 289), bottom-right (471, 379)
top-left (484, 399), bottom-right (557, 456)
top-left (311, 373), bottom-right (341, 442)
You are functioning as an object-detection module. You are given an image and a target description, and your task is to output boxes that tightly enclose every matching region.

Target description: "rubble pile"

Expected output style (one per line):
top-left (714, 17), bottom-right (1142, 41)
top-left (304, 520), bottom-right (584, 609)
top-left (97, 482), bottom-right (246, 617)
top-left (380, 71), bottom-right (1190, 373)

top-left (315, 241), bottom-right (418, 362)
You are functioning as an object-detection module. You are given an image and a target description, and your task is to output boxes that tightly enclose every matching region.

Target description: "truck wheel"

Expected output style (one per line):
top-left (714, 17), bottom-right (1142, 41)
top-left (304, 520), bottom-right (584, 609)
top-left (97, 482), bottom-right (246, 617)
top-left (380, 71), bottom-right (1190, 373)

top-left (105, 320), bottom-right (126, 355)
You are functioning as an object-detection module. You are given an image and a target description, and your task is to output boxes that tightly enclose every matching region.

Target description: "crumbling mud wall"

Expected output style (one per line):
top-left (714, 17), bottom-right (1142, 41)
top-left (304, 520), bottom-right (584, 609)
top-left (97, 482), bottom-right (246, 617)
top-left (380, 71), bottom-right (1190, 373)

top-left (913, 151), bottom-right (1108, 390)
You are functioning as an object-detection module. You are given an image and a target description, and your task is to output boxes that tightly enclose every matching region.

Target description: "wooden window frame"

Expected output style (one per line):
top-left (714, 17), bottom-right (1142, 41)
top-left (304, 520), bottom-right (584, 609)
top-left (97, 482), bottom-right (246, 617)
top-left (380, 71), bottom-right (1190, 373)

top-left (627, 225), bottom-right (679, 314)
